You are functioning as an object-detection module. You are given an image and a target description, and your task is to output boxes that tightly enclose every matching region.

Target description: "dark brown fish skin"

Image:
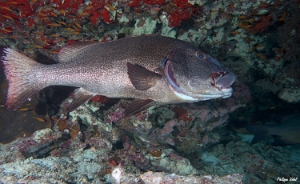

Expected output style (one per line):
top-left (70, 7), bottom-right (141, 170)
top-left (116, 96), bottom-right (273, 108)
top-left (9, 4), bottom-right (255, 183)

top-left (1, 35), bottom-right (235, 111)
top-left (38, 36), bottom-right (196, 100)
top-left (38, 35), bottom-right (234, 100)
top-left (35, 36), bottom-right (181, 102)
top-left (246, 115), bottom-right (300, 145)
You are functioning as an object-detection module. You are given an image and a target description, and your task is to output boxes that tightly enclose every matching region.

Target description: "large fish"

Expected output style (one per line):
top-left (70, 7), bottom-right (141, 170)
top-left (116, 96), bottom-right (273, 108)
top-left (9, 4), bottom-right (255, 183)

top-left (246, 114), bottom-right (300, 146)
top-left (0, 35), bottom-right (235, 116)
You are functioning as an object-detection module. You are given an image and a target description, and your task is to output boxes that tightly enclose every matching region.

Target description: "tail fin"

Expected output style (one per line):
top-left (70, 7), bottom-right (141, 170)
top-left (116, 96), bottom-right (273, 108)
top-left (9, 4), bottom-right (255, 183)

top-left (0, 46), bottom-right (42, 110)
top-left (246, 125), bottom-right (269, 144)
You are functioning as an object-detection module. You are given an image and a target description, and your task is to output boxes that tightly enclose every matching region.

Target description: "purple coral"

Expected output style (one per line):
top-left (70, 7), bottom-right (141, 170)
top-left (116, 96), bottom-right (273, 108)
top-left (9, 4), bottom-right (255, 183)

top-left (160, 120), bottom-right (178, 136)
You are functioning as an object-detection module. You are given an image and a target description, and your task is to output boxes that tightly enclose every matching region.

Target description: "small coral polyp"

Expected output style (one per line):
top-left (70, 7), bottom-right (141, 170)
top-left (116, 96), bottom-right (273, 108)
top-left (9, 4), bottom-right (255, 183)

top-left (143, 0), bottom-right (165, 5)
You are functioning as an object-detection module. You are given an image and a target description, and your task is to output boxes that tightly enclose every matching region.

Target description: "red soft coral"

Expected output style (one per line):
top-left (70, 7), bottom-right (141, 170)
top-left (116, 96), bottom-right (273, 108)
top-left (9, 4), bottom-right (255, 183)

top-left (250, 15), bottom-right (273, 34)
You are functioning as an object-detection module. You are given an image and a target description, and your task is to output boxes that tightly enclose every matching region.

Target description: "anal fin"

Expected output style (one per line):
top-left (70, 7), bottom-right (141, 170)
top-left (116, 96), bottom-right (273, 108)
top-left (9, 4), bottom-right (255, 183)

top-left (68, 88), bottom-right (94, 111)
top-left (124, 99), bottom-right (154, 117)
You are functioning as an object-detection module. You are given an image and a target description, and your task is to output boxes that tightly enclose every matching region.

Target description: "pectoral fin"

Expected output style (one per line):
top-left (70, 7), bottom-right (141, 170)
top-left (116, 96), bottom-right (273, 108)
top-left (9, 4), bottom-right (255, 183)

top-left (68, 88), bottom-right (94, 111)
top-left (127, 62), bottom-right (162, 90)
top-left (124, 99), bottom-right (154, 117)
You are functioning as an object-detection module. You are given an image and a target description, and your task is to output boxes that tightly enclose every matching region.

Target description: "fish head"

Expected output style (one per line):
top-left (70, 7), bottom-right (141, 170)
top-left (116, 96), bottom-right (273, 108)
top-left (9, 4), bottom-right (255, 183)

top-left (163, 47), bottom-right (235, 102)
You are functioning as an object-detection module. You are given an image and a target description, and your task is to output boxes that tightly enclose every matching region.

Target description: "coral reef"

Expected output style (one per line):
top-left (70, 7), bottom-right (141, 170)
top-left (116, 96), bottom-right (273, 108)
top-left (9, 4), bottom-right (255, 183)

top-left (197, 139), bottom-right (300, 183)
top-left (111, 167), bottom-right (243, 184)
top-left (0, 79), bottom-right (253, 182)
top-left (277, 2), bottom-right (300, 63)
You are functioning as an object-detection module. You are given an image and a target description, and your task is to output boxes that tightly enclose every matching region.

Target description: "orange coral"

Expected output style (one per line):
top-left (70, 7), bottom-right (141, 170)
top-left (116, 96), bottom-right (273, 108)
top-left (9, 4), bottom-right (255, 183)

top-left (238, 15), bottom-right (273, 34)
top-left (90, 95), bottom-right (111, 104)
top-left (149, 149), bottom-right (162, 157)
top-left (250, 15), bottom-right (273, 34)
top-left (173, 107), bottom-right (192, 122)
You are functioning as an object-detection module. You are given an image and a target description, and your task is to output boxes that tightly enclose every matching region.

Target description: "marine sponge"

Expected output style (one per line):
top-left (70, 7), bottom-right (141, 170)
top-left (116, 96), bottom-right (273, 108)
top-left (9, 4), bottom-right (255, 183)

top-left (111, 165), bottom-right (124, 184)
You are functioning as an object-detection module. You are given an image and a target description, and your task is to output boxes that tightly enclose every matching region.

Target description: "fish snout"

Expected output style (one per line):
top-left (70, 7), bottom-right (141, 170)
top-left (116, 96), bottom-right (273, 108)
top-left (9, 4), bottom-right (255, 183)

top-left (211, 71), bottom-right (236, 90)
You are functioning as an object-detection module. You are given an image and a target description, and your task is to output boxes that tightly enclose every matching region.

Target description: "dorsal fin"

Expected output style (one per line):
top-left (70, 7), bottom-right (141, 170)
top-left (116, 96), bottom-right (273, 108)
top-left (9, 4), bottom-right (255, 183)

top-left (58, 42), bottom-right (99, 62)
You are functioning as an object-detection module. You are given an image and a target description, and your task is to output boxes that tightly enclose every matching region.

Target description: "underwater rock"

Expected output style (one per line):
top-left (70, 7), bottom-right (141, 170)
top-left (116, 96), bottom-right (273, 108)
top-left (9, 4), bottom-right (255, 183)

top-left (111, 168), bottom-right (243, 184)
top-left (278, 88), bottom-right (300, 103)
top-left (132, 17), bottom-right (157, 35)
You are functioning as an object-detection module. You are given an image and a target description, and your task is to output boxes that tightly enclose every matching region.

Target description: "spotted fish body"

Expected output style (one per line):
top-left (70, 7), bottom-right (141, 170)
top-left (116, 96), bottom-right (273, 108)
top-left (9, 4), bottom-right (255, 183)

top-left (1, 35), bottom-right (235, 115)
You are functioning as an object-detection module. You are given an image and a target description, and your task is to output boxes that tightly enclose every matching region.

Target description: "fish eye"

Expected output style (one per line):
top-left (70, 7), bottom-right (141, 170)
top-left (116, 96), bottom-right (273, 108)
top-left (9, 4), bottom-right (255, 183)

top-left (197, 51), bottom-right (206, 59)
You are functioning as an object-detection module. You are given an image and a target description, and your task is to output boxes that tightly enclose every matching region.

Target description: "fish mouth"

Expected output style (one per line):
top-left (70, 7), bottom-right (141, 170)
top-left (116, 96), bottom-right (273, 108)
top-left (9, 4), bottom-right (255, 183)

top-left (211, 71), bottom-right (235, 91)
top-left (163, 59), bottom-right (234, 100)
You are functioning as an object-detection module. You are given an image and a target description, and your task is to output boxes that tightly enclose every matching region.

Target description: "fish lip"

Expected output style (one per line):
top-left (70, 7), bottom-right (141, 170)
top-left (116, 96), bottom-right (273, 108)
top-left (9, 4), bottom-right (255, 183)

top-left (220, 87), bottom-right (233, 98)
top-left (194, 87), bottom-right (233, 100)
top-left (211, 71), bottom-right (236, 91)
